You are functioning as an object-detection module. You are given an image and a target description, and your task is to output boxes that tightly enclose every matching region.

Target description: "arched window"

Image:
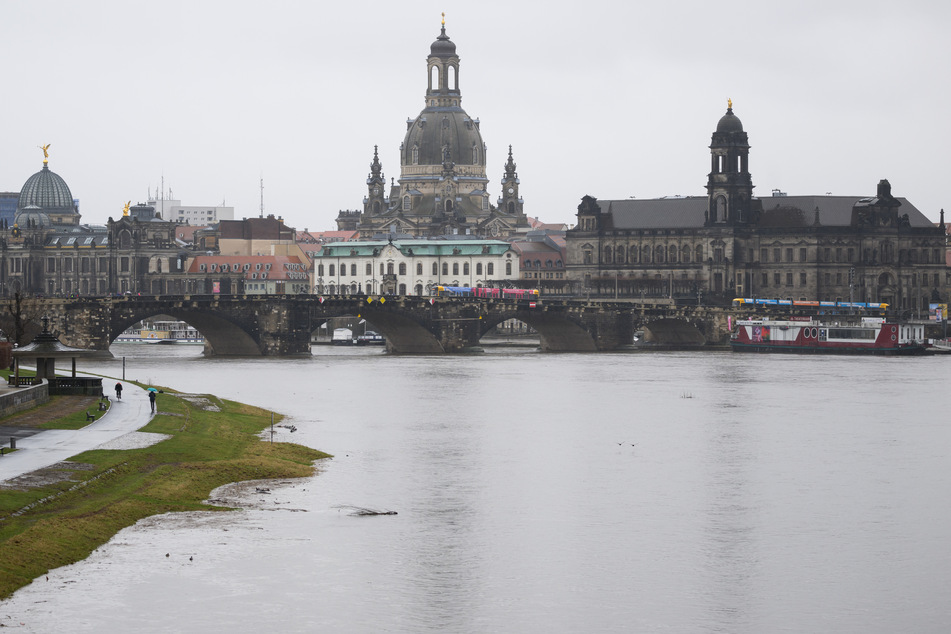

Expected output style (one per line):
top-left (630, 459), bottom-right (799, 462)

top-left (487, 263), bottom-right (494, 275)
top-left (655, 246), bottom-right (665, 264)
top-left (387, 262), bottom-right (394, 275)
top-left (452, 262), bottom-right (459, 275)
top-left (476, 262), bottom-right (483, 275)
top-left (546, 260), bottom-right (553, 268)
top-left (372, 201), bottom-right (380, 214)
top-left (380, 263), bottom-right (385, 276)
top-left (399, 283), bottom-right (407, 295)
top-left (399, 263), bottom-right (407, 275)
top-left (432, 262), bottom-right (438, 275)
top-left (329, 264), bottom-right (335, 276)
top-left (629, 246), bottom-right (638, 264)
top-left (472, 144), bottom-right (478, 164)
top-left (447, 65), bottom-right (456, 90)
top-left (446, 199), bottom-right (453, 214)
top-left (668, 246), bottom-right (677, 263)
top-left (695, 245), bottom-right (703, 262)
top-left (506, 261), bottom-right (512, 275)
top-left (616, 246), bottom-right (625, 264)
top-left (716, 197), bottom-right (726, 222)
top-left (681, 246), bottom-right (690, 263)
top-left (366, 263), bottom-right (372, 275)
top-left (604, 247), bottom-right (613, 264)
top-left (430, 65), bottom-right (439, 90)
top-left (412, 145), bottom-right (419, 165)
top-left (403, 196), bottom-right (411, 211)
top-left (417, 262), bottom-right (423, 275)
top-left (318, 264), bottom-right (324, 276)
top-left (507, 201), bottom-right (515, 214)
top-left (350, 264), bottom-right (357, 276)
top-left (415, 284), bottom-right (423, 296)
top-left (442, 262), bottom-right (449, 275)
top-left (642, 245), bottom-right (651, 264)
top-left (463, 262), bottom-right (469, 275)
top-left (329, 284), bottom-right (336, 294)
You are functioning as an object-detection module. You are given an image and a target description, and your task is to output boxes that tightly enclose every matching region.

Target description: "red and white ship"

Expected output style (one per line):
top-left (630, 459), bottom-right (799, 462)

top-left (730, 316), bottom-right (929, 355)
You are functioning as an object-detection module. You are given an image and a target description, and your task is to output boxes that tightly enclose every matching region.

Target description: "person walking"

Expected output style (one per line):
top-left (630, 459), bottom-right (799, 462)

top-left (148, 390), bottom-right (156, 413)
top-left (114, 382), bottom-right (122, 400)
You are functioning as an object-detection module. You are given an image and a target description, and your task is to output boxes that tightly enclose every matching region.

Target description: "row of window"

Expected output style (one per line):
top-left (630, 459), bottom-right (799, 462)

top-left (317, 261), bottom-right (509, 277)
top-left (750, 246), bottom-right (942, 264)
top-left (598, 245), bottom-right (708, 265)
top-left (198, 262), bottom-right (272, 273)
top-left (755, 271), bottom-right (944, 288)
top-left (523, 259), bottom-right (564, 269)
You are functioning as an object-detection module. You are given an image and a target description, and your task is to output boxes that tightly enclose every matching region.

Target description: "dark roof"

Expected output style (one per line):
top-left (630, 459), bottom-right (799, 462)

top-left (600, 195), bottom-right (933, 230)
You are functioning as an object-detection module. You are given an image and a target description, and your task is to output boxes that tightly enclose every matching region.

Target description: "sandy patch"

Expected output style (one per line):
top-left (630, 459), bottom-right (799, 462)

top-left (94, 431), bottom-right (172, 451)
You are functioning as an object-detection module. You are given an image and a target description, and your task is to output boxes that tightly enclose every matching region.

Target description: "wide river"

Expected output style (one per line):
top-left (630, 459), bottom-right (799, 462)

top-left (3, 344), bottom-right (950, 633)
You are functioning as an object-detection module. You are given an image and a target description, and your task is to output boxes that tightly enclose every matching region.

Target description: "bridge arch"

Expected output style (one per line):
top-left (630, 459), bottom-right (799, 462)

top-left (479, 311), bottom-right (599, 352)
top-left (110, 309), bottom-right (263, 355)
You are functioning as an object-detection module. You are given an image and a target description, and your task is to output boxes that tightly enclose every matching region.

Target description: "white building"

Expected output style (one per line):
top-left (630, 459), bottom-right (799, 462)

top-left (146, 196), bottom-right (234, 225)
top-left (312, 239), bottom-right (518, 295)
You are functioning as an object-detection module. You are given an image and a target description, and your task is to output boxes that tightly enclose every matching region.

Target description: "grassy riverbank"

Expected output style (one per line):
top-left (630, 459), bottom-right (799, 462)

top-left (0, 387), bottom-right (329, 600)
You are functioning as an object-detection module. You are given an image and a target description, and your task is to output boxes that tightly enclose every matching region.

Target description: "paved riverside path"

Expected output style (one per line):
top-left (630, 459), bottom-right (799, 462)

top-left (0, 382), bottom-right (154, 484)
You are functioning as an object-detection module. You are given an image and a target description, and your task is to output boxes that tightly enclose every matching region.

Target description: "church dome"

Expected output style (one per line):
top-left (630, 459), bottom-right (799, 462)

top-left (17, 164), bottom-right (76, 216)
top-left (402, 108), bottom-right (485, 168)
top-left (716, 107), bottom-right (744, 134)
top-left (430, 26), bottom-right (456, 57)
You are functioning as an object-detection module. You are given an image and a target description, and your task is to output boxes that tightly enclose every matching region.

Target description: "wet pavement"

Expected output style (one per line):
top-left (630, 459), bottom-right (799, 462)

top-left (0, 381), bottom-right (154, 484)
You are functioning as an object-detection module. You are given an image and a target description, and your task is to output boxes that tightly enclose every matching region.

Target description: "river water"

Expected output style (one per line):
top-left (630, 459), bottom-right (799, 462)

top-left (2, 344), bottom-right (949, 633)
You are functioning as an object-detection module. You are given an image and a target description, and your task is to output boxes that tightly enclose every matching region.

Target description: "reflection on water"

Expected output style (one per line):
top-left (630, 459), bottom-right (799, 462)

top-left (3, 345), bottom-right (951, 632)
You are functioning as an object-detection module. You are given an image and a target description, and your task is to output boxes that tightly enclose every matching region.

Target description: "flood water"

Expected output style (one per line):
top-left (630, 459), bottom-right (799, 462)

top-left (2, 344), bottom-right (950, 633)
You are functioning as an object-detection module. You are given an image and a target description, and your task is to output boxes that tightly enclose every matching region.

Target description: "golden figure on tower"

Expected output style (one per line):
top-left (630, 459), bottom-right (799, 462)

top-left (442, 12), bottom-right (445, 26)
top-left (39, 144), bottom-right (51, 163)
top-left (122, 201), bottom-right (131, 217)
top-left (728, 98), bottom-right (733, 109)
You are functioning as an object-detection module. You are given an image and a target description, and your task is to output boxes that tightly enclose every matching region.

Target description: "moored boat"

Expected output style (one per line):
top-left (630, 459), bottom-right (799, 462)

top-left (730, 315), bottom-right (929, 355)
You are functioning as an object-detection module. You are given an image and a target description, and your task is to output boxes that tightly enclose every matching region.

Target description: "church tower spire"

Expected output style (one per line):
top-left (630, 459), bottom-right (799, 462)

top-left (364, 145), bottom-right (387, 216)
top-left (499, 145), bottom-right (524, 218)
top-left (706, 99), bottom-right (754, 226)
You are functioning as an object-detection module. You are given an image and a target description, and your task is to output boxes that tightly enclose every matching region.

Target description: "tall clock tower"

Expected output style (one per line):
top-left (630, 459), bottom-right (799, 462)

top-left (498, 145), bottom-right (524, 218)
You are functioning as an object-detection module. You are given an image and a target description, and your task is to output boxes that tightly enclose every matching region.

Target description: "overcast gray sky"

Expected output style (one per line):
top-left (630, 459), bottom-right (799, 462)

top-left (3, 1), bottom-right (948, 230)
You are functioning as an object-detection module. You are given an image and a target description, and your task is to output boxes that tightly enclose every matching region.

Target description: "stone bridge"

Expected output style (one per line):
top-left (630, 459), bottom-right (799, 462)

top-left (0, 295), bottom-right (736, 356)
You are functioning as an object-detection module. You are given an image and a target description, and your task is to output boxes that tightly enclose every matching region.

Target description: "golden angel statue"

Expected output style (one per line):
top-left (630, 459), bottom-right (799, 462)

top-left (122, 201), bottom-right (131, 217)
top-left (39, 144), bottom-right (51, 161)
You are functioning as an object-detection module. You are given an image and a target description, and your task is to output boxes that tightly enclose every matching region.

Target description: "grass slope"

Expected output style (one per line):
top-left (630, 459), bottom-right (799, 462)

top-left (0, 388), bottom-right (328, 600)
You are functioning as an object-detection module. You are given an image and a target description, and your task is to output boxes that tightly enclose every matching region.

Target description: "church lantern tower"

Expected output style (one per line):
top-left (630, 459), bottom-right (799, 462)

top-left (706, 100), bottom-right (754, 226)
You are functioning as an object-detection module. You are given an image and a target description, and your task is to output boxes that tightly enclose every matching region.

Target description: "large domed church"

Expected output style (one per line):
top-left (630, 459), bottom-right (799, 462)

top-left (336, 19), bottom-right (530, 238)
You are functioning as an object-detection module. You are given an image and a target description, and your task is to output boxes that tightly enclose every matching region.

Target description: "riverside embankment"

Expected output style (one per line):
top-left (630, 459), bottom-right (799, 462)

top-left (0, 381), bottom-right (328, 600)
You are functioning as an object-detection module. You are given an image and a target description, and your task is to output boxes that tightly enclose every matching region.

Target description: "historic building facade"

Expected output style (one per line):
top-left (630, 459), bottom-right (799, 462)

top-left (312, 239), bottom-right (518, 296)
top-left (565, 103), bottom-right (949, 311)
top-left (0, 153), bottom-right (193, 297)
top-left (336, 21), bottom-right (530, 238)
